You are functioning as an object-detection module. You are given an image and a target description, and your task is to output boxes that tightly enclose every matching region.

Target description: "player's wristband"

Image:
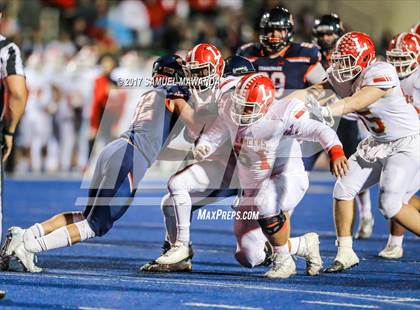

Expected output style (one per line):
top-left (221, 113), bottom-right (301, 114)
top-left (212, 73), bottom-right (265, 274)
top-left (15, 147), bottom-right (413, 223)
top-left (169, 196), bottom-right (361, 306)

top-left (3, 129), bottom-right (15, 136)
top-left (328, 145), bottom-right (345, 162)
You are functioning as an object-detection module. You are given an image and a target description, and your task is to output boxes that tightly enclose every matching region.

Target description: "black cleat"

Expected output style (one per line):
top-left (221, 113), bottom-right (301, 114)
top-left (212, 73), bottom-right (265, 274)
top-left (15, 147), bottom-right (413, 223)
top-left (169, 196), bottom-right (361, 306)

top-left (324, 260), bottom-right (358, 273)
top-left (139, 259), bottom-right (192, 273)
top-left (0, 290), bottom-right (5, 299)
top-left (258, 241), bottom-right (274, 267)
top-left (138, 241), bottom-right (176, 272)
top-left (0, 235), bottom-right (13, 271)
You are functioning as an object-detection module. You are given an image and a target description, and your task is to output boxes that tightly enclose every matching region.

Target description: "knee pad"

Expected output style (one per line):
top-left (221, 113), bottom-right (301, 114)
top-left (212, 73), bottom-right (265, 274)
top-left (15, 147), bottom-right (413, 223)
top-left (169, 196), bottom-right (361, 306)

top-left (75, 220), bottom-right (96, 241)
top-left (258, 212), bottom-right (287, 235)
top-left (333, 179), bottom-right (358, 200)
top-left (378, 189), bottom-right (403, 219)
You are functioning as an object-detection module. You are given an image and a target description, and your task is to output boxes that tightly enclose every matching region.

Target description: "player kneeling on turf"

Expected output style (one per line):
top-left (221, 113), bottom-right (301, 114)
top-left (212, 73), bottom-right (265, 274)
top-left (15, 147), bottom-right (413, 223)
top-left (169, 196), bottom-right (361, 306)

top-left (0, 55), bottom-right (202, 272)
top-left (155, 73), bottom-right (347, 278)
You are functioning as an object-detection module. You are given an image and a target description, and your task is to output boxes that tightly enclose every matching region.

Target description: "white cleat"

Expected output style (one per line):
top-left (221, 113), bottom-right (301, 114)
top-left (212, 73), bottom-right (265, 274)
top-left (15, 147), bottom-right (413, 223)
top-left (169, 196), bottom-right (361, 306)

top-left (355, 218), bottom-right (374, 239)
top-left (264, 254), bottom-right (296, 279)
top-left (3, 227), bottom-right (25, 257)
top-left (155, 241), bottom-right (193, 265)
top-left (325, 246), bottom-right (359, 273)
top-left (378, 245), bottom-right (403, 260)
top-left (13, 244), bottom-right (42, 273)
top-left (302, 233), bottom-right (323, 276)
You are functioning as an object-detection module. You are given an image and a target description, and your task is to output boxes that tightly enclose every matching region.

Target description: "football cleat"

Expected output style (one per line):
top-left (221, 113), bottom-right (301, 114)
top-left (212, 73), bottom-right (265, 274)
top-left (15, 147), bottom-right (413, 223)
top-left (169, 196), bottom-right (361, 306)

top-left (264, 254), bottom-right (296, 279)
top-left (0, 238), bottom-right (12, 271)
top-left (258, 241), bottom-right (274, 267)
top-left (0, 255), bottom-right (9, 272)
top-left (155, 241), bottom-right (193, 265)
top-left (3, 227), bottom-right (25, 257)
top-left (139, 241), bottom-right (172, 272)
top-left (378, 245), bottom-right (403, 259)
top-left (302, 233), bottom-right (323, 276)
top-left (0, 290), bottom-right (5, 299)
top-left (12, 243), bottom-right (42, 273)
top-left (139, 259), bottom-right (192, 273)
top-left (355, 218), bottom-right (374, 239)
top-left (324, 246), bottom-right (359, 273)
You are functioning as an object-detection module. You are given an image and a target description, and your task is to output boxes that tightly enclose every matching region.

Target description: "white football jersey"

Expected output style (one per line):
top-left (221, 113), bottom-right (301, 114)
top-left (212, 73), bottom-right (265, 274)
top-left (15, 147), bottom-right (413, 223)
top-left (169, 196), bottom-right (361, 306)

top-left (198, 98), bottom-right (341, 188)
top-left (327, 61), bottom-right (419, 142)
top-left (400, 69), bottom-right (420, 114)
top-left (192, 76), bottom-right (241, 163)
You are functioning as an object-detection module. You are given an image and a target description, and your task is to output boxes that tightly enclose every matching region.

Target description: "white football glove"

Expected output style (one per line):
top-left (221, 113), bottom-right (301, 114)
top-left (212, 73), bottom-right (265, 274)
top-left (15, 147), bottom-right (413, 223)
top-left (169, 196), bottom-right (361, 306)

top-left (193, 144), bottom-right (212, 161)
top-left (305, 94), bottom-right (335, 127)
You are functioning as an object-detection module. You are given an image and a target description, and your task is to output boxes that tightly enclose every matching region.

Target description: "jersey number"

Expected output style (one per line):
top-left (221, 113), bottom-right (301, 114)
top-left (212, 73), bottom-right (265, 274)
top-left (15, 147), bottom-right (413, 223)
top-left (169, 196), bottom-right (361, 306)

top-left (261, 72), bottom-right (286, 99)
top-left (357, 110), bottom-right (385, 134)
top-left (234, 144), bottom-right (270, 170)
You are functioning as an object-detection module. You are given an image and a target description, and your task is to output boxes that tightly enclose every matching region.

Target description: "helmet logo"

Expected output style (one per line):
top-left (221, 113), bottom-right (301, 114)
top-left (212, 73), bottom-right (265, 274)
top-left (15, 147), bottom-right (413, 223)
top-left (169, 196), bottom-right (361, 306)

top-left (352, 37), bottom-right (368, 54)
top-left (259, 84), bottom-right (272, 107)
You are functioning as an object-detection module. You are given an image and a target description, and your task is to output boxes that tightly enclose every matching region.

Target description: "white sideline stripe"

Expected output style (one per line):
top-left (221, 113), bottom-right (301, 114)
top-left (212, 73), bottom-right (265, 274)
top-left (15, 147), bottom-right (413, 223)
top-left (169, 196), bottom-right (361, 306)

top-left (5, 273), bottom-right (420, 308)
top-left (75, 196), bottom-right (236, 207)
top-left (184, 302), bottom-right (262, 310)
top-left (79, 307), bottom-right (115, 310)
top-left (302, 300), bottom-right (379, 308)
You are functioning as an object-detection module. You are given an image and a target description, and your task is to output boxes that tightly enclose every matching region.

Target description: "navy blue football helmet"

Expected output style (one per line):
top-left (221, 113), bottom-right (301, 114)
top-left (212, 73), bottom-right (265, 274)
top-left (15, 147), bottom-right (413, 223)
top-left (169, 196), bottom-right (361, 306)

top-left (152, 55), bottom-right (186, 82)
top-left (223, 56), bottom-right (256, 77)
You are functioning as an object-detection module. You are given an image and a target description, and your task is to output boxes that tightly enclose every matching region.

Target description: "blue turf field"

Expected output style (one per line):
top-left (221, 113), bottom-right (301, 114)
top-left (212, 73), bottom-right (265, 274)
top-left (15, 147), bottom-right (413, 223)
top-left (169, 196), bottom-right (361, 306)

top-left (0, 175), bottom-right (419, 310)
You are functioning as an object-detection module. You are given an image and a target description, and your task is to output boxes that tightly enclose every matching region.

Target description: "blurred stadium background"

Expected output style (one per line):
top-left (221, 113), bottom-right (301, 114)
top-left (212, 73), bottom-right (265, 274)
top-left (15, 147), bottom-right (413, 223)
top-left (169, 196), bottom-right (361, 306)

top-left (1, 0), bottom-right (419, 178)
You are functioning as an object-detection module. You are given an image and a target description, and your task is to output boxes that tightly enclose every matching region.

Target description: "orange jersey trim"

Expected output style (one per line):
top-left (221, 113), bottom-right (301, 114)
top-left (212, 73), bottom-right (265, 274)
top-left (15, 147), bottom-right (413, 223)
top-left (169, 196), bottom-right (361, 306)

top-left (303, 62), bottom-right (319, 82)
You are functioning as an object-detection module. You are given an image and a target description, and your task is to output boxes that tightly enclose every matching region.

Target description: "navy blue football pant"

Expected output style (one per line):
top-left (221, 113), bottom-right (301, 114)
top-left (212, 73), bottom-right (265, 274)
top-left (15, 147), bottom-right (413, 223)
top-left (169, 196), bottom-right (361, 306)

top-left (83, 139), bottom-right (148, 236)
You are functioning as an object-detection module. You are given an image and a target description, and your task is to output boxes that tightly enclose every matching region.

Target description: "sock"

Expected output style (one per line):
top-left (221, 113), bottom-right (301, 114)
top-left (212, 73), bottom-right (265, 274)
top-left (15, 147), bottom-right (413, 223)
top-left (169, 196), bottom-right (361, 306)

top-left (356, 190), bottom-right (372, 219)
top-left (171, 190), bottom-right (192, 245)
top-left (289, 236), bottom-right (308, 257)
top-left (337, 236), bottom-right (353, 248)
top-left (273, 243), bottom-right (289, 256)
top-left (24, 226), bottom-right (72, 253)
top-left (162, 202), bottom-right (177, 244)
top-left (28, 223), bottom-right (44, 238)
top-left (387, 234), bottom-right (403, 247)
top-left (75, 220), bottom-right (95, 241)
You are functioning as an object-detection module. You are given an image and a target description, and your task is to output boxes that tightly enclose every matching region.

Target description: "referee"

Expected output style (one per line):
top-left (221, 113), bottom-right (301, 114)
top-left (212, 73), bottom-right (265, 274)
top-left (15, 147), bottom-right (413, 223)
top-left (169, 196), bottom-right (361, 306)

top-left (0, 7), bottom-right (27, 244)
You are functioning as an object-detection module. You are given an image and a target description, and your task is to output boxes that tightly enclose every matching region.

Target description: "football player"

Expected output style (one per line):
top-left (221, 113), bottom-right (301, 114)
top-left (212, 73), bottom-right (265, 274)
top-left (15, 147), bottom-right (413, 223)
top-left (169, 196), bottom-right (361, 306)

top-left (236, 7), bottom-right (329, 233)
top-left (188, 73), bottom-right (346, 278)
top-left (142, 48), bottom-right (322, 275)
top-left (313, 14), bottom-right (373, 239)
top-left (378, 32), bottom-right (420, 259)
top-left (237, 6), bottom-right (326, 98)
top-left (140, 46), bottom-right (250, 272)
top-left (0, 55), bottom-right (202, 272)
top-left (297, 32), bottom-right (419, 272)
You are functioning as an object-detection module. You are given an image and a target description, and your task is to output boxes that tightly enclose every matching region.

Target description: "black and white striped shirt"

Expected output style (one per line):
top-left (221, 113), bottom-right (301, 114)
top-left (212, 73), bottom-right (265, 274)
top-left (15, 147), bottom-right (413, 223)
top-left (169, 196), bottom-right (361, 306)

top-left (0, 34), bottom-right (25, 120)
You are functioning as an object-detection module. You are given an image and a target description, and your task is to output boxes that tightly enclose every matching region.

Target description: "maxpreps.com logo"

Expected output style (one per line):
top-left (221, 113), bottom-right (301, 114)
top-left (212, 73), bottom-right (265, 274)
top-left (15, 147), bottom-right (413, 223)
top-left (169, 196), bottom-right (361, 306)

top-left (196, 208), bottom-right (259, 221)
